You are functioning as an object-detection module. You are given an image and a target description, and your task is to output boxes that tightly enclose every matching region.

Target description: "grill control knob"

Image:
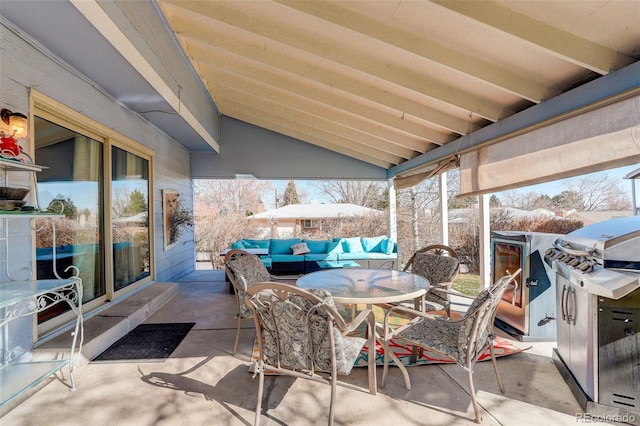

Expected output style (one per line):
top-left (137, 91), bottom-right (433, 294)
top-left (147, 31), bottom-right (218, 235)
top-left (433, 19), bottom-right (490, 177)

top-left (577, 261), bottom-right (593, 272)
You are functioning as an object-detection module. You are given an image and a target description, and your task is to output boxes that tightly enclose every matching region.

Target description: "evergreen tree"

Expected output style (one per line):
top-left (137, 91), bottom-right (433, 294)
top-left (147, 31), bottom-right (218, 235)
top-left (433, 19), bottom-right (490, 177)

top-left (281, 180), bottom-right (300, 206)
top-left (128, 189), bottom-right (147, 214)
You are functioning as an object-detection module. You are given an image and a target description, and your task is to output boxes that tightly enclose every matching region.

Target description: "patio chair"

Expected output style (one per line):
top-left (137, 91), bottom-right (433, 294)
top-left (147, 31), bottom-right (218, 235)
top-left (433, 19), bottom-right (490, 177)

top-left (381, 269), bottom-right (521, 424)
top-left (403, 244), bottom-right (460, 317)
top-left (224, 250), bottom-right (285, 355)
top-left (245, 282), bottom-right (377, 426)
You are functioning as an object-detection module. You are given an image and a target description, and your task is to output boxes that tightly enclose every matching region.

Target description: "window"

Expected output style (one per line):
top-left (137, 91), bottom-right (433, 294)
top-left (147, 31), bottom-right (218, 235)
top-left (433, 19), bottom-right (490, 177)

top-left (303, 219), bottom-right (318, 228)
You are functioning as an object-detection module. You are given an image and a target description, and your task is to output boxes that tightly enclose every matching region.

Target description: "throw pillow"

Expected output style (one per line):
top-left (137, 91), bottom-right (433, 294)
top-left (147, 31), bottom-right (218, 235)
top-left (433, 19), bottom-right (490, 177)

top-left (291, 242), bottom-right (311, 255)
top-left (361, 235), bottom-right (386, 252)
top-left (344, 237), bottom-right (364, 253)
top-left (327, 241), bottom-right (344, 254)
top-left (304, 239), bottom-right (329, 253)
top-left (231, 241), bottom-right (245, 249)
top-left (382, 238), bottom-right (395, 255)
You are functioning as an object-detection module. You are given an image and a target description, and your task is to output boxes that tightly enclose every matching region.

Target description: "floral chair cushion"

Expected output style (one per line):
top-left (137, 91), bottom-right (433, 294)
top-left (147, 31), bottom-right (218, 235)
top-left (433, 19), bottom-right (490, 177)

top-left (227, 254), bottom-right (272, 318)
top-left (396, 285), bottom-right (497, 367)
top-left (411, 252), bottom-right (459, 288)
top-left (411, 252), bottom-right (459, 311)
top-left (251, 288), bottom-right (366, 376)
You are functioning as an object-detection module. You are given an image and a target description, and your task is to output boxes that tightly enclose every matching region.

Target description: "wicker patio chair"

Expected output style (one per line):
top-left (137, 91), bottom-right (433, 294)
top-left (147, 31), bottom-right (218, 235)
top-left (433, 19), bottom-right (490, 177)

top-left (246, 282), bottom-right (377, 426)
top-left (403, 244), bottom-right (460, 317)
top-left (381, 269), bottom-right (522, 424)
top-left (224, 250), bottom-right (283, 355)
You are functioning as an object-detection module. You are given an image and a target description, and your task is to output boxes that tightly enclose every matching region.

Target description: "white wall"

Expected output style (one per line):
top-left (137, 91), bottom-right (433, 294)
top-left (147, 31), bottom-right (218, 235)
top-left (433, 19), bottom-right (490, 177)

top-left (1, 20), bottom-right (196, 358)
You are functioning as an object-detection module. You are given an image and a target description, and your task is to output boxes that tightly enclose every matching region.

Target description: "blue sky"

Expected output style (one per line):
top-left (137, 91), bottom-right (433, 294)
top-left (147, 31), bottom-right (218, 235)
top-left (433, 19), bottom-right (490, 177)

top-left (494, 163), bottom-right (638, 199)
top-left (272, 163), bottom-right (640, 206)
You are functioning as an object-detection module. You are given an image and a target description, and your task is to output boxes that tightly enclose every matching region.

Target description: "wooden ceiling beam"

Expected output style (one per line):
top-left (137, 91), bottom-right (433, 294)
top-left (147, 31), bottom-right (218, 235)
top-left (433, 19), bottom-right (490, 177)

top-left (276, 0), bottom-right (552, 103)
top-left (434, 0), bottom-right (635, 75)
top-left (164, 0), bottom-right (511, 121)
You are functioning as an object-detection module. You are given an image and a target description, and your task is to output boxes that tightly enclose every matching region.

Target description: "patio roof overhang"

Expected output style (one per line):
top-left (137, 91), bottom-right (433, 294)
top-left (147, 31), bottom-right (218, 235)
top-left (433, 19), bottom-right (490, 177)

top-left (1, 1), bottom-right (639, 191)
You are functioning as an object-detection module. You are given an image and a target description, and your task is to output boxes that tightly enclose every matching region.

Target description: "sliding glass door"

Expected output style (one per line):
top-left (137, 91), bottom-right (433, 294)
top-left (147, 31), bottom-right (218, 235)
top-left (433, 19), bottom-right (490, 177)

top-left (33, 110), bottom-right (152, 330)
top-left (35, 117), bottom-right (105, 323)
top-left (111, 146), bottom-right (150, 290)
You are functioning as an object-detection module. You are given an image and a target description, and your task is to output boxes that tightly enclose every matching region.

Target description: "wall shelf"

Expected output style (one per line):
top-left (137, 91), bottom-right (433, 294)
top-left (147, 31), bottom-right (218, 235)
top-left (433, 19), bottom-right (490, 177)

top-left (0, 158), bottom-right (83, 410)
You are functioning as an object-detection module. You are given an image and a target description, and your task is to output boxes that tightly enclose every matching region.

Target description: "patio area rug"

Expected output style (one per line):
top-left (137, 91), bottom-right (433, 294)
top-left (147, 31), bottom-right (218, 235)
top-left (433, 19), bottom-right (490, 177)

top-left (92, 322), bottom-right (195, 363)
top-left (352, 304), bottom-right (528, 367)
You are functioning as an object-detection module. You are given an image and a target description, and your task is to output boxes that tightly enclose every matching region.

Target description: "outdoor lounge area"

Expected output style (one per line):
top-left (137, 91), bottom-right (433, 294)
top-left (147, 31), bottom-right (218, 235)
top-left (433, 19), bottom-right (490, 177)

top-left (227, 236), bottom-right (398, 274)
top-left (2, 269), bottom-right (589, 426)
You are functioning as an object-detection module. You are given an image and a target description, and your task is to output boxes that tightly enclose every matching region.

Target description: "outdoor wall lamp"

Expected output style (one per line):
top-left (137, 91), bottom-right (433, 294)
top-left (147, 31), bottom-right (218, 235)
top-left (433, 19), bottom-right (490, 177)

top-left (0, 108), bottom-right (28, 158)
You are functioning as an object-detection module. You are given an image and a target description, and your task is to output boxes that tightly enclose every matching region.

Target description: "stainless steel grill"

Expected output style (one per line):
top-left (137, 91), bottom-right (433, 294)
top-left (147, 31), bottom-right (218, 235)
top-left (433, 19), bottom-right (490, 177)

top-left (544, 216), bottom-right (640, 424)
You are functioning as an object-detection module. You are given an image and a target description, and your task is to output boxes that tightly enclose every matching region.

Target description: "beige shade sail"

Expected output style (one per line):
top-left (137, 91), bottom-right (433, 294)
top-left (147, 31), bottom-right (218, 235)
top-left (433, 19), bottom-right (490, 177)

top-left (459, 92), bottom-right (640, 197)
top-left (394, 156), bottom-right (459, 190)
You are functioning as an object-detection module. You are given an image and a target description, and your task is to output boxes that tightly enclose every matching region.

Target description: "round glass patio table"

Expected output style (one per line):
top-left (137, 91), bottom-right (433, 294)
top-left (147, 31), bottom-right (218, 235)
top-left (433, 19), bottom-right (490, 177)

top-left (296, 268), bottom-right (429, 306)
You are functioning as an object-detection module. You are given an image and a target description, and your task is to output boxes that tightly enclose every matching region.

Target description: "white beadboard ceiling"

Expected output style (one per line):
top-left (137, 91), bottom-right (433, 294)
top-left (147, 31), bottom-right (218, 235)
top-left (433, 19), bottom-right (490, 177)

top-left (156, 0), bottom-right (639, 170)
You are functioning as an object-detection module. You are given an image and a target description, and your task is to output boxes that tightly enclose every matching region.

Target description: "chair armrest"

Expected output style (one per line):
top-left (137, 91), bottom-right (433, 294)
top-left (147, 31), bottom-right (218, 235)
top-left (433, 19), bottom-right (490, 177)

top-left (430, 287), bottom-right (474, 299)
top-left (270, 275), bottom-right (298, 285)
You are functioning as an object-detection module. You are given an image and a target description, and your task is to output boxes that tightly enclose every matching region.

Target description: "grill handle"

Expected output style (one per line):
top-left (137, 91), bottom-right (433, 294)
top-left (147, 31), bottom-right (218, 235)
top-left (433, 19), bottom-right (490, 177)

top-left (568, 287), bottom-right (577, 325)
top-left (561, 285), bottom-right (568, 322)
top-left (553, 242), bottom-right (594, 257)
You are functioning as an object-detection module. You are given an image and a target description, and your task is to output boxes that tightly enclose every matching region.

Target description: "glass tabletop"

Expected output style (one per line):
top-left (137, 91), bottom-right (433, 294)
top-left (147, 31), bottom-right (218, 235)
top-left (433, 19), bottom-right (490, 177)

top-left (296, 268), bottom-right (429, 304)
top-left (0, 279), bottom-right (80, 309)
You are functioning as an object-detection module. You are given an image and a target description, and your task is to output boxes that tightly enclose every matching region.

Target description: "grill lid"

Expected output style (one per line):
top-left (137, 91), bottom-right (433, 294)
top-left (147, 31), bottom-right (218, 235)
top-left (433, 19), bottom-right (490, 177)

top-left (555, 216), bottom-right (640, 263)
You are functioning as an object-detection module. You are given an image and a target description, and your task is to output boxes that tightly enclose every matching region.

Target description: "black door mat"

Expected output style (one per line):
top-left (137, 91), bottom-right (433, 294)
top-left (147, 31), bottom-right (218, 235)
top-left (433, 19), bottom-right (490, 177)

top-left (92, 322), bottom-right (196, 363)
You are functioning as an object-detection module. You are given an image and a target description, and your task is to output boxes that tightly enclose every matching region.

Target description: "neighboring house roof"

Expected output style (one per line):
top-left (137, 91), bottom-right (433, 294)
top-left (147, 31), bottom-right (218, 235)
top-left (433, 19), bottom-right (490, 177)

top-left (566, 211), bottom-right (634, 225)
top-left (249, 203), bottom-right (382, 220)
top-left (113, 212), bottom-right (147, 224)
top-left (449, 207), bottom-right (562, 224)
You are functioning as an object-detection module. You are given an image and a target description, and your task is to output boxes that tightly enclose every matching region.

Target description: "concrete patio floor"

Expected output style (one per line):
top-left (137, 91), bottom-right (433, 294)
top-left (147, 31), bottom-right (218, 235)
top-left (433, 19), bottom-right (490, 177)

top-left (2, 270), bottom-right (590, 426)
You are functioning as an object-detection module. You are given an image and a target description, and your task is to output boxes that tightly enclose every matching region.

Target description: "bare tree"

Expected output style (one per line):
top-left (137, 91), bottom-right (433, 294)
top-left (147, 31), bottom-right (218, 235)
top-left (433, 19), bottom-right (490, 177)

top-left (193, 179), bottom-right (273, 268)
top-left (500, 190), bottom-right (543, 210)
top-left (193, 179), bottom-right (272, 216)
top-left (311, 180), bottom-right (384, 208)
top-left (563, 174), bottom-right (631, 211)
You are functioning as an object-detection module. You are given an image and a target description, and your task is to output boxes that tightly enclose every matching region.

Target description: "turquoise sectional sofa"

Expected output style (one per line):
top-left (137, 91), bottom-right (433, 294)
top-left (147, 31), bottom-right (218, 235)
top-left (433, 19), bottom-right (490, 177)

top-left (229, 236), bottom-right (398, 274)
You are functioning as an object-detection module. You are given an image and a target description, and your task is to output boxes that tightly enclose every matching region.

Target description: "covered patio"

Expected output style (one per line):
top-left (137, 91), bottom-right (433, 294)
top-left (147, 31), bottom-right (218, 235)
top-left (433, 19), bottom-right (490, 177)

top-left (1, 2), bottom-right (639, 423)
top-left (4, 270), bottom-right (583, 426)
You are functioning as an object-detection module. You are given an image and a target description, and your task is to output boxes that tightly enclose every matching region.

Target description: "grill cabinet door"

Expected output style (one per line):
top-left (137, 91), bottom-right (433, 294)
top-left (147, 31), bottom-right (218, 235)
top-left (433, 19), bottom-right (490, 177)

top-left (556, 274), bottom-right (597, 400)
top-left (598, 290), bottom-right (640, 412)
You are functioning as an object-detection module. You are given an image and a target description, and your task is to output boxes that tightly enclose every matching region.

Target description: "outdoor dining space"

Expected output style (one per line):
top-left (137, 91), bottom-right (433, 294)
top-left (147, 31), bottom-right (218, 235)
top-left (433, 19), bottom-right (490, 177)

top-left (3, 266), bottom-right (586, 426)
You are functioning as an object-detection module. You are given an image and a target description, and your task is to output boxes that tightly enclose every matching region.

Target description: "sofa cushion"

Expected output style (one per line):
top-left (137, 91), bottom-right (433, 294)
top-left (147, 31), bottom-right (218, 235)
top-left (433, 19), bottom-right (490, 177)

top-left (327, 240), bottom-right (344, 254)
top-left (304, 253), bottom-right (338, 261)
top-left (244, 239), bottom-right (270, 249)
top-left (381, 238), bottom-right (396, 254)
top-left (361, 235), bottom-right (386, 252)
top-left (343, 237), bottom-right (364, 253)
top-left (365, 252), bottom-right (397, 260)
top-left (303, 239), bottom-right (330, 253)
top-left (270, 238), bottom-right (301, 254)
top-left (271, 254), bottom-right (305, 263)
top-left (260, 257), bottom-right (272, 268)
top-left (291, 242), bottom-right (311, 255)
top-left (338, 252), bottom-right (368, 260)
